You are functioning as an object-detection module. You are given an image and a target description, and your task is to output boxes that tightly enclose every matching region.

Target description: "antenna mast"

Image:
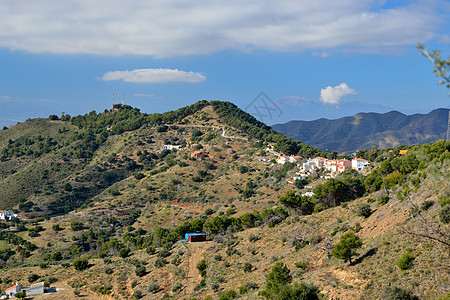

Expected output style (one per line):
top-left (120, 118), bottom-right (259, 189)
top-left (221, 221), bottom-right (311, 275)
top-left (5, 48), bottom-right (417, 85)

top-left (112, 93), bottom-right (114, 110)
top-left (122, 94), bottom-right (124, 105)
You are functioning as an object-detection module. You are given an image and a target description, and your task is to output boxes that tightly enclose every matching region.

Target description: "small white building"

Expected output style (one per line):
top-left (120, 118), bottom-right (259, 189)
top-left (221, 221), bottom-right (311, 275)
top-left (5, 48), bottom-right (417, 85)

top-left (278, 155), bottom-right (301, 164)
top-left (163, 145), bottom-right (181, 150)
top-left (4, 282), bottom-right (20, 298)
top-left (24, 282), bottom-right (45, 296)
top-left (0, 211), bottom-right (17, 221)
top-left (352, 158), bottom-right (369, 171)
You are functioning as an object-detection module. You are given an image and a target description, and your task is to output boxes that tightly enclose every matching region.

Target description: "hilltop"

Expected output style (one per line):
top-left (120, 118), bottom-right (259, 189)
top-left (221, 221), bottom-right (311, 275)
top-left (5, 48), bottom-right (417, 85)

top-left (0, 101), bottom-right (448, 300)
top-left (272, 108), bottom-right (450, 153)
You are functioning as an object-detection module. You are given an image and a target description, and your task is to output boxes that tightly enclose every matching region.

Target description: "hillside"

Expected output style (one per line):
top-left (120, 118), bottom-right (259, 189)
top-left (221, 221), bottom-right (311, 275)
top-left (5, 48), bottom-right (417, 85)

top-left (272, 108), bottom-right (450, 153)
top-left (0, 101), bottom-right (448, 300)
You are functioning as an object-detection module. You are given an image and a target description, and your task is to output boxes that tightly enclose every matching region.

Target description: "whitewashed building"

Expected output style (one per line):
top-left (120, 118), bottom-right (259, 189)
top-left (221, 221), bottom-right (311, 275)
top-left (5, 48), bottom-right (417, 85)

top-left (352, 158), bottom-right (369, 171)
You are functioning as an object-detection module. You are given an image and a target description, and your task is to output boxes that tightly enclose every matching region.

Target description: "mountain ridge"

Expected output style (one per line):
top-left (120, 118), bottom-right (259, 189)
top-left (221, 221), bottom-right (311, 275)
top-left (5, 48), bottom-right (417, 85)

top-left (272, 108), bottom-right (449, 153)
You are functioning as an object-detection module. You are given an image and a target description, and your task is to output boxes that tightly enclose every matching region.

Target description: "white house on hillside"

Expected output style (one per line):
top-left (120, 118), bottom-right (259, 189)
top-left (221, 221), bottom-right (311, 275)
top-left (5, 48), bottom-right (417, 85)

top-left (352, 158), bottom-right (369, 171)
top-left (0, 211), bottom-right (17, 221)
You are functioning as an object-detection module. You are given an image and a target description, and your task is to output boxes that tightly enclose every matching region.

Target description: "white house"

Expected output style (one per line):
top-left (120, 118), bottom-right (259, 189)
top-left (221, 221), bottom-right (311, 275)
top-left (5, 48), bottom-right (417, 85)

top-left (163, 145), bottom-right (181, 150)
top-left (24, 282), bottom-right (45, 296)
top-left (0, 211), bottom-right (17, 221)
top-left (278, 155), bottom-right (301, 164)
top-left (4, 282), bottom-right (20, 298)
top-left (352, 158), bottom-right (369, 171)
top-left (303, 157), bottom-right (326, 171)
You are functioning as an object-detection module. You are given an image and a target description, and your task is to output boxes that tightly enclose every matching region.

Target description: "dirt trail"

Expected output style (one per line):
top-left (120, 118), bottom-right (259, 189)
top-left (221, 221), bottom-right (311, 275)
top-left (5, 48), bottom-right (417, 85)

top-left (186, 242), bottom-right (207, 296)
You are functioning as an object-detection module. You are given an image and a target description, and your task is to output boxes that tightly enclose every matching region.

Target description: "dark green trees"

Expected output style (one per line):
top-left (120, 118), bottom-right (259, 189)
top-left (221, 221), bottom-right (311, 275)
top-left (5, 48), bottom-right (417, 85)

top-left (260, 261), bottom-right (320, 299)
top-left (331, 231), bottom-right (362, 264)
top-left (278, 190), bottom-right (314, 216)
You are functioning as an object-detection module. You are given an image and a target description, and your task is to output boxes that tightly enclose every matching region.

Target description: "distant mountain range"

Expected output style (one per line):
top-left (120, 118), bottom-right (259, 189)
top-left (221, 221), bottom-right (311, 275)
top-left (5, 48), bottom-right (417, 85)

top-left (272, 108), bottom-right (450, 153)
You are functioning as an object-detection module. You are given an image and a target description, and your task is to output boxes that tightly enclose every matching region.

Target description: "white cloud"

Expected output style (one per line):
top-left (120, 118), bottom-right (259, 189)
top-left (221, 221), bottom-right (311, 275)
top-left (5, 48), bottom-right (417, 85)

top-left (100, 68), bottom-right (206, 83)
top-left (133, 93), bottom-right (164, 99)
top-left (0, 0), bottom-right (445, 57)
top-left (320, 83), bottom-right (357, 104)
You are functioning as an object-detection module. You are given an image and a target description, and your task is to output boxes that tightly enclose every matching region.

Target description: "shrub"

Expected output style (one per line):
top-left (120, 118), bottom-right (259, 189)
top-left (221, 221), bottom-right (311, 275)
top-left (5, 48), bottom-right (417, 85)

top-left (134, 173), bottom-right (145, 180)
top-left (28, 273), bottom-right (40, 283)
top-left (135, 266), bottom-right (146, 277)
top-left (440, 205), bottom-right (450, 223)
top-left (119, 248), bottom-right (131, 258)
top-left (73, 256), bottom-right (89, 271)
top-left (105, 267), bottom-right (113, 274)
top-left (155, 257), bottom-right (166, 268)
top-left (421, 200), bottom-right (434, 211)
top-left (132, 290), bottom-right (143, 299)
top-left (52, 224), bottom-right (62, 231)
top-left (356, 203), bottom-right (372, 218)
top-left (397, 252), bottom-right (415, 270)
top-left (382, 286), bottom-right (419, 300)
top-left (331, 231), bottom-right (362, 264)
top-left (248, 234), bottom-right (260, 243)
top-left (219, 290), bottom-right (237, 300)
top-left (70, 221), bottom-right (83, 231)
top-left (243, 262), bottom-right (253, 273)
top-left (148, 282), bottom-right (160, 293)
top-left (74, 289), bottom-right (81, 297)
top-left (378, 195), bottom-right (389, 205)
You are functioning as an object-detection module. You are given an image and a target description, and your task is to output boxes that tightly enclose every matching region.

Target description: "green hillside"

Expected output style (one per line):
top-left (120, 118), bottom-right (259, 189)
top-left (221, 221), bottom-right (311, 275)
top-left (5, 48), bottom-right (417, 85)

top-left (0, 101), bottom-right (448, 300)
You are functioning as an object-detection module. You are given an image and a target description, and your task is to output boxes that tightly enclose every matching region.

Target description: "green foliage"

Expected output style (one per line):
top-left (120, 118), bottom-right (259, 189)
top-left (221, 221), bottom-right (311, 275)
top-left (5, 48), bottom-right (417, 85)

top-left (397, 252), bottom-right (415, 270)
top-left (418, 44), bottom-right (450, 89)
top-left (279, 190), bottom-right (315, 216)
top-left (119, 247), bottom-right (131, 258)
top-left (382, 285), bottom-right (419, 300)
top-left (313, 178), bottom-right (365, 209)
top-left (356, 203), bottom-right (372, 218)
top-left (196, 259), bottom-right (207, 277)
top-left (243, 262), bottom-right (253, 273)
top-left (14, 292), bottom-right (27, 299)
top-left (135, 266), bottom-right (146, 277)
top-left (211, 101), bottom-right (324, 157)
top-left (218, 290), bottom-right (237, 300)
top-left (70, 220), bottom-right (84, 231)
top-left (28, 273), bottom-right (40, 283)
top-left (421, 200), bottom-right (434, 211)
top-left (440, 205), bottom-right (450, 223)
top-left (73, 256), bottom-right (90, 271)
top-left (331, 231), bottom-right (362, 264)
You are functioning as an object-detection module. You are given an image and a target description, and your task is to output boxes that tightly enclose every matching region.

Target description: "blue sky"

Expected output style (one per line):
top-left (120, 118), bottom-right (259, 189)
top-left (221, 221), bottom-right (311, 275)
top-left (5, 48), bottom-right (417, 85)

top-left (1, 0), bottom-right (449, 127)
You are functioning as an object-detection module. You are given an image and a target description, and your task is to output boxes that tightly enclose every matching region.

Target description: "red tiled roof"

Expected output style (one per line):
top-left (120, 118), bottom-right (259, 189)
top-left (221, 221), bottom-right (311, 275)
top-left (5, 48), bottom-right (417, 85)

top-left (5, 284), bottom-right (18, 291)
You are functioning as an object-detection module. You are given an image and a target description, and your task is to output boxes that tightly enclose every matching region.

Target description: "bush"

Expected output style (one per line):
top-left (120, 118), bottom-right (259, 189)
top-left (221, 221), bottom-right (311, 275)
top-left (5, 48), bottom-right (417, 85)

top-left (378, 195), bottom-right (389, 205)
top-left (105, 267), bottom-right (113, 274)
top-left (356, 203), bottom-right (372, 218)
top-left (148, 282), bottom-right (160, 293)
top-left (382, 286), bottom-right (419, 300)
top-left (219, 290), bottom-right (237, 300)
top-left (397, 252), bottom-right (414, 270)
top-left (243, 262), bottom-right (253, 273)
top-left (70, 221), bottom-right (83, 231)
top-left (132, 290), bottom-right (143, 299)
top-left (28, 273), bottom-right (40, 283)
top-left (421, 200), bottom-right (434, 211)
top-left (155, 257), bottom-right (166, 268)
top-left (135, 266), bottom-right (146, 277)
top-left (73, 256), bottom-right (90, 271)
top-left (119, 248), bottom-right (131, 258)
top-left (440, 205), bottom-right (450, 223)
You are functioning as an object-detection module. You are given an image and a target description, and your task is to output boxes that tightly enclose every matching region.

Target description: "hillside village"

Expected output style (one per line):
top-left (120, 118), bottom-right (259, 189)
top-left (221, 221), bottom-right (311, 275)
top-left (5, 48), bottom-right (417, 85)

top-left (0, 102), bottom-right (448, 299)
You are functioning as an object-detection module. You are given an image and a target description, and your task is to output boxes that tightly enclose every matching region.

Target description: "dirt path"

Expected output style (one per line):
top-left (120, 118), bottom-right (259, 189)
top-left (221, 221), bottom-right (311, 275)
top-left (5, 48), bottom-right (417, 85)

top-left (185, 242), bottom-right (207, 296)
